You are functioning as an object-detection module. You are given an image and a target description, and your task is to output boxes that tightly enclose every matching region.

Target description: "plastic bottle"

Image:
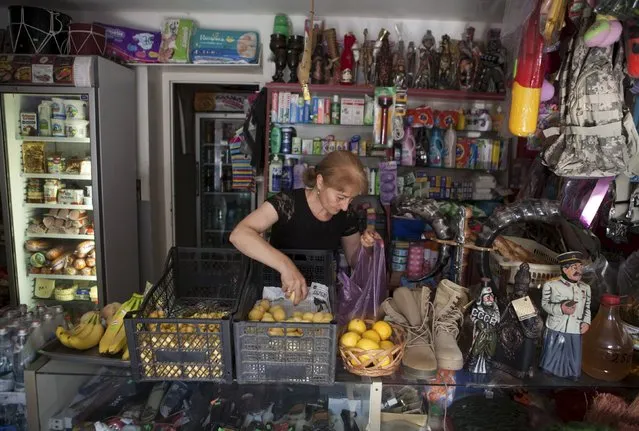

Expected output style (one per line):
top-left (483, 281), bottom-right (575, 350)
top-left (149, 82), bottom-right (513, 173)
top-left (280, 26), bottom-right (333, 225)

top-left (52, 305), bottom-right (65, 329)
top-left (331, 95), bottom-right (340, 125)
top-left (41, 312), bottom-right (56, 342)
top-left (270, 126), bottom-right (281, 155)
top-left (293, 162), bottom-right (306, 190)
top-left (582, 294), bottom-right (633, 382)
top-left (0, 327), bottom-right (14, 392)
top-left (428, 128), bottom-right (444, 167)
top-left (281, 158), bottom-right (294, 191)
top-left (28, 320), bottom-right (45, 352)
top-left (443, 126), bottom-right (457, 168)
top-left (492, 105), bottom-right (504, 133)
top-left (12, 328), bottom-right (30, 392)
top-left (269, 155), bottom-right (283, 193)
top-left (401, 126), bottom-right (416, 166)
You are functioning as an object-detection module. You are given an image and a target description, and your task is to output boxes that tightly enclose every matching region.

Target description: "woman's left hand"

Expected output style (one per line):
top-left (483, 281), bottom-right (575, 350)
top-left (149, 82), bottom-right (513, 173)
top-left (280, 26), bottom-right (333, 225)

top-left (360, 230), bottom-right (382, 248)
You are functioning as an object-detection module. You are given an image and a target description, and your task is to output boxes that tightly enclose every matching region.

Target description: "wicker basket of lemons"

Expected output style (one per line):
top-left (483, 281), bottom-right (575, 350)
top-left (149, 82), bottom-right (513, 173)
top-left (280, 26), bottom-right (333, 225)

top-left (338, 318), bottom-right (406, 377)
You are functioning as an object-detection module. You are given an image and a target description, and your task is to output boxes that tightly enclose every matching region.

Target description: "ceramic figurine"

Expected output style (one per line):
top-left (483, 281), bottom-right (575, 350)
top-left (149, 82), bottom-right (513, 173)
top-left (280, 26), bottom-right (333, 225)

top-left (457, 27), bottom-right (477, 91)
top-left (340, 32), bottom-right (356, 85)
top-left (539, 251), bottom-right (591, 380)
top-left (491, 263), bottom-right (544, 379)
top-left (393, 38), bottom-right (407, 89)
top-left (361, 29), bottom-right (374, 86)
top-left (414, 30), bottom-right (436, 88)
top-left (437, 35), bottom-right (454, 90)
top-left (474, 28), bottom-right (506, 93)
top-left (406, 41), bottom-right (416, 88)
top-left (311, 33), bottom-right (326, 84)
top-left (467, 282), bottom-right (500, 374)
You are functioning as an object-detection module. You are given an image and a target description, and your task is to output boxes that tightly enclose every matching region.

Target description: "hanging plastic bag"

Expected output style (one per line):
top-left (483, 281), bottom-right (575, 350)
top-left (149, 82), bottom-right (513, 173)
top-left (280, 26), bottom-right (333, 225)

top-left (337, 241), bottom-right (388, 325)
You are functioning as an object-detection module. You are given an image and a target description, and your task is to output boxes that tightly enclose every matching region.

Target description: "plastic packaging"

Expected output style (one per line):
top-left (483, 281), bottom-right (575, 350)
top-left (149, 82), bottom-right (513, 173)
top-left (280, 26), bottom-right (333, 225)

top-left (443, 126), bottom-right (456, 168)
top-left (337, 241), bottom-right (387, 325)
top-left (509, 0), bottom-right (547, 137)
top-left (582, 294), bottom-right (633, 381)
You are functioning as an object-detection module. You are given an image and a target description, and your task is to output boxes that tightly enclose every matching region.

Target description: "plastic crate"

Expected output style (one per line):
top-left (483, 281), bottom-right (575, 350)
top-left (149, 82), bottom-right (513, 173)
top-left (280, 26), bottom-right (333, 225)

top-left (234, 249), bottom-right (337, 385)
top-left (491, 236), bottom-right (560, 285)
top-left (124, 247), bottom-right (250, 383)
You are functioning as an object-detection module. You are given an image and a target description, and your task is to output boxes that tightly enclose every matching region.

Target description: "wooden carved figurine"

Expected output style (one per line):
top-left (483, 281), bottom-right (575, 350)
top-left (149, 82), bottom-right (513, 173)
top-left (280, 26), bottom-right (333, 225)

top-left (393, 39), bottom-right (407, 89)
top-left (352, 38), bottom-right (361, 85)
top-left (361, 29), bottom-right (374, 86)
top-left (311, 33), bottom-right (326, 84)
top-left (437, 35), bottom-right (454, 90)
top-left (377, 29), bottom-right (393, 86)
top-left (414, 30), bottom-right (436, 89)
top-left (406, 41), bottom-right (416, 88)
top-left (458, 26), bottom-right (477, 91)
top-left (474, 28), bottom-right (506, 93)
top-left (323, 28), bottom-right (341, 84)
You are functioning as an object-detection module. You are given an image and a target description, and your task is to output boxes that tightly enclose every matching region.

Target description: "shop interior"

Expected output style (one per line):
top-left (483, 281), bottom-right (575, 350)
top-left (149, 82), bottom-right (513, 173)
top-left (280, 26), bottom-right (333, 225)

top-left (1, 0), bottom-right (639, 430)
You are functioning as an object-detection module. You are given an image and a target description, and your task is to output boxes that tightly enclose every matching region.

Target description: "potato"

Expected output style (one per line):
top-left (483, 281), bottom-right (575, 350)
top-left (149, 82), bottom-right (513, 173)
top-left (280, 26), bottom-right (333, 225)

top-left (302, 312), bottom-right (314, 322)
top-left (312, 312), bottom-right (324, 323)
top-left (293, 311), bottom-right (303, 319)
top-left (258, 299), bottom-right (270, 311)
top-left (248, 308), bottom-right (264, 321)
top-left (272, 308), bottom-right (286, 322)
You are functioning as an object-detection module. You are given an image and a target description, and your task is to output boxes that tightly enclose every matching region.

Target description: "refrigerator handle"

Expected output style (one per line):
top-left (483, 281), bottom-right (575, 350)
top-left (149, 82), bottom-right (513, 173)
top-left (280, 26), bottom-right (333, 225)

top-left (196, 162), bottom-right (200, 197)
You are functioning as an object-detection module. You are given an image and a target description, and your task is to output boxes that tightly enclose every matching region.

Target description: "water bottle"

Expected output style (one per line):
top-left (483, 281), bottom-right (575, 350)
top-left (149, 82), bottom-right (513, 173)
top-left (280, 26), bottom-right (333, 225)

top-left (52, 305), bottom-right (65, 329)
top-left (41, 312), bottom-right (56, 342)
top-left (29, 320), bottom-right (45, 352)
top-left (0, 327), bottom-right (14, 392)
top-left (12, 328), bottom-right (29, 392)
top-left (18, 305), bottom-right (27, 316)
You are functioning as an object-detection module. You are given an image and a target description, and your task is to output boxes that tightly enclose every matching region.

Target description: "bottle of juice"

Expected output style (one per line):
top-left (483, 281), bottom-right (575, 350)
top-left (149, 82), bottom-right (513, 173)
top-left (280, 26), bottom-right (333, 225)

top-left (582, 294), bottom-right (633, 382)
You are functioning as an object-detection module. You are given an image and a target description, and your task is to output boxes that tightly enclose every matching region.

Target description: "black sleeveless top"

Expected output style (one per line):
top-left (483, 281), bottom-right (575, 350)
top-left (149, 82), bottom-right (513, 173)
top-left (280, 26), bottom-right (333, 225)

top-left (267, 188), bottom-right (359, 250)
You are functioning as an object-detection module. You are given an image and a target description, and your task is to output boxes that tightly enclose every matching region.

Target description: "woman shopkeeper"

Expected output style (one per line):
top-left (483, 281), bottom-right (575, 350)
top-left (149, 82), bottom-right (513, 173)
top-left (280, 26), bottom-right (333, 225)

top-left (230, 151), bottom-right (380, 304)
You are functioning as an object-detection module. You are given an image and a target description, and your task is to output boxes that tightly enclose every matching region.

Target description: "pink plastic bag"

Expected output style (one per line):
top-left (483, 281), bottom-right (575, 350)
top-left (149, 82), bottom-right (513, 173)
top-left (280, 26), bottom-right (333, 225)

top-left (337, 241), bottom-right (388, 325)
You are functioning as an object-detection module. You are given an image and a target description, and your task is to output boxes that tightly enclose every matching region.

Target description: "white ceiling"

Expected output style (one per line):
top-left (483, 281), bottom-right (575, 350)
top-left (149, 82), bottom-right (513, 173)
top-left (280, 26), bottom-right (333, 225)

top-left (3, 0), bottom-right (507, 22)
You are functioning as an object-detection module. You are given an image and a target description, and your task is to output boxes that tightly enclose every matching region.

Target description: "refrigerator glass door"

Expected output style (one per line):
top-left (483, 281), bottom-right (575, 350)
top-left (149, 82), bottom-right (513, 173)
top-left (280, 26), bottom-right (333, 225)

top-left (1, 92), bottom-right (98, 307)
top-left (197, 115), bottom-right (253, 247)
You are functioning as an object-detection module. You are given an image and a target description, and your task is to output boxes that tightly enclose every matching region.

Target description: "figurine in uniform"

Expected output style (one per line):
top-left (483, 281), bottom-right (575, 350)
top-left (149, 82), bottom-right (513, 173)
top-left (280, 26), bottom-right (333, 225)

top-left (468, 283), bottom-right (500, 374)
top-left (539, 251), bottom-right (591, 379)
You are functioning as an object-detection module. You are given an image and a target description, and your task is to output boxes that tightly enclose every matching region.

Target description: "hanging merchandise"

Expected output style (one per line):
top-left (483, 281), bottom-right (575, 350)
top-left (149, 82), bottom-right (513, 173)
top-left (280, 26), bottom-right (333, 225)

top-left (542, 6), bottom-right (639, 178)
top-left (373, 87), bottom-right (395, 148)
top-left (594, 0), bottom-right (639, 20)
top-left (584, 13), bottom-right (622, 47)
top-left (509, 0), bottom-right (546, 137)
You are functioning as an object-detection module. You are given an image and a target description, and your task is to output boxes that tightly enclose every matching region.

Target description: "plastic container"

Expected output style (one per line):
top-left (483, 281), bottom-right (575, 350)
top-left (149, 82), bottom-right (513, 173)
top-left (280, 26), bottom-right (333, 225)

top-left (51, 98), bottom-right (65, 119)
top-left (65, 120), bottom-right (89, 138)
top-left (582, 294), bottom-right (634, 382)
top-left (124, 247), bottom-right (250, 383)
top-left (234, 249), bottom-right (337, 385)
top-left (64, 99), bottom-right (88, 120)
top-left (491, 236), bottom-right (560, 285)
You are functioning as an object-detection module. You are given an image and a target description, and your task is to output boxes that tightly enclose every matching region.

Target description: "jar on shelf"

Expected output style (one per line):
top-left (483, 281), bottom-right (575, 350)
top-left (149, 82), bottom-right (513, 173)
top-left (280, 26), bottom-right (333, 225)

top-left (43, 180), bottom-right (60, 203)
top-left (47, 155), bottom-right (65, 174)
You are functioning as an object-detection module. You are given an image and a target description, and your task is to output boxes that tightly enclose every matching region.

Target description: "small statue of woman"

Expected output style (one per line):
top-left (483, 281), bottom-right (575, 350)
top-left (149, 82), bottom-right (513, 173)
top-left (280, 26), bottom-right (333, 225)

top-left (414, 30), bottom-right (436, 89)
top-left (437, 35), bottom-right (454, 90)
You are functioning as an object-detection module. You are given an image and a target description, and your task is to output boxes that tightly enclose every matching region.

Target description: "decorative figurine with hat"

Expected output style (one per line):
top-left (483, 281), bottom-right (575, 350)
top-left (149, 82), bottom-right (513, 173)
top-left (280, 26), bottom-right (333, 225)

top-left (467, 279), bottom-right (500, 374)
top-left (539, 251), bottom-right (592, 380)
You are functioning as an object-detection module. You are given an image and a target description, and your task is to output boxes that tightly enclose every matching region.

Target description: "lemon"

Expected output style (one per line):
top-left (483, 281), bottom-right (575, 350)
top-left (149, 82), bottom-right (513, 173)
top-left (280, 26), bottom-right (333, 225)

top-left (378, 355), bottom-right (392, 367)
top-left (273, 308), bottom-right (286, 322)
top-left (270, 305), bottom-right (283, 314)
top-left (302, 312), bottom-right (314, 322)
top-left (340, 331), bottom-right (361, 348)
top-left (356, 338), bottom-right (380, 351)
top-left (372, 321), bottom-right (393, 341)
top-left (248, 308), bottom-right (264, 321)
top-left (258, 299), bottom-right (270, 311)
top-left (362, 329), bottom-right (381, 343)
top-left (347, 319), bottom-right (367, 335)
top-left (380, 340), bottom-right (395, 350)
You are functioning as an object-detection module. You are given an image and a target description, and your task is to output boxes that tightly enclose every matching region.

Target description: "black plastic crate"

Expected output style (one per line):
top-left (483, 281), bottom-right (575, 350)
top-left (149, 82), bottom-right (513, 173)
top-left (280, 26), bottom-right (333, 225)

top-left (234, 249), bottom-right (337, 385)
top-left (125, 247), bottom-right (249, 383)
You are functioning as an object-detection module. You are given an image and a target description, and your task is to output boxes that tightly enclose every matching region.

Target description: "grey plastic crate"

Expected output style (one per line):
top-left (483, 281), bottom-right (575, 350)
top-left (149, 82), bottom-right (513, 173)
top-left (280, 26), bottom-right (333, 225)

top-left (125, 247), bottom-right (249, 383)
top-left (233, 249), bottom-right (337, 384)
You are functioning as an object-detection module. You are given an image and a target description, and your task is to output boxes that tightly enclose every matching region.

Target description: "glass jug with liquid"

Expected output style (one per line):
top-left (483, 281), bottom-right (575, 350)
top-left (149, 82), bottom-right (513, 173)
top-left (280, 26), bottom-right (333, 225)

top-left (582, 294), bottom-right (633, 382)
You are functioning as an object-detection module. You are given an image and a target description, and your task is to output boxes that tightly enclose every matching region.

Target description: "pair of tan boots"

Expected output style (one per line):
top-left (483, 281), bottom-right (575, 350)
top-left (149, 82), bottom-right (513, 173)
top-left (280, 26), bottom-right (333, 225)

top-left (381, 280), bottom-right (470, 377)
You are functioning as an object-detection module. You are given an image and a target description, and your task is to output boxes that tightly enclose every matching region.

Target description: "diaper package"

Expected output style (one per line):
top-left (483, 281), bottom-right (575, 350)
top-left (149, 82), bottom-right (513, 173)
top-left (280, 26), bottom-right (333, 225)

top-left (190, 29), bottom-right (260, 64)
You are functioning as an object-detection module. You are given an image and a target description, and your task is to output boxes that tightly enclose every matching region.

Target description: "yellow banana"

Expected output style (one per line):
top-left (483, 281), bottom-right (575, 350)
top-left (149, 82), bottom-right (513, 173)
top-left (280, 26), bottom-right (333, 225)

top-left (57, 320), bottom-right (92, 347)
top-left (99, 293), bottom-right (143, 354)
top-left (108, 325), bottom-right (127, 354)
top-left (122, 344), bottom-right (130, 361)
top-left (70, 315), bottom-right (105, 350)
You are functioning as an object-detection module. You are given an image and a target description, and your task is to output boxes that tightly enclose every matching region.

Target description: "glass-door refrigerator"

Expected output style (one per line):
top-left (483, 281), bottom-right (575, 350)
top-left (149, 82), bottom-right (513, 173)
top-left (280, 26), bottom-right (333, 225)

top-left (195, 113), bottom-right (255, 247)
top-left (0, 56), bottom-right (139, 307)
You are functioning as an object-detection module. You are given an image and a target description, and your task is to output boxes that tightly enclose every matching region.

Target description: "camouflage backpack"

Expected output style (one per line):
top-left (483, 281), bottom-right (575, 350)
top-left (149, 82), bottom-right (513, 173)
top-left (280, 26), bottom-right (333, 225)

top-left (542, 9), bottom-right (639, 178)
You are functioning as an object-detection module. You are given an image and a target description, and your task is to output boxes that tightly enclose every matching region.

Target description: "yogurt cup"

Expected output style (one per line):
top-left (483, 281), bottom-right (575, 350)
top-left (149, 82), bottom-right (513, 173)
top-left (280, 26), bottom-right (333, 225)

top-left (51, 118), bottom-right (65, 137)
top-left (65, 119), bottom-right (89, 138)
top-left (51, 98), bottom-right (65, 119)
top-left (64, 99), bottom-right (88, 120)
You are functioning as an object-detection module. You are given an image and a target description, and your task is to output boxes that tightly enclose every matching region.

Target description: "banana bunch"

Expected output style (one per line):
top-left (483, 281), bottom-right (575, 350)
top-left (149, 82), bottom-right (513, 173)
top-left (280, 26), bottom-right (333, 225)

top-left (56, 312), bottom-right (104, 351)
top-left (99, 292), bottom-right (144, 357)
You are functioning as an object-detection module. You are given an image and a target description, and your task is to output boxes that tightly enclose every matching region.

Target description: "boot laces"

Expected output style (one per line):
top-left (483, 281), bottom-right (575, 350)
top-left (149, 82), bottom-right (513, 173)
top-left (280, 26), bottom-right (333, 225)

top-left (400, 299), bottom-right (435, 349)
top-left (434, 297), bottom-right (464, 339)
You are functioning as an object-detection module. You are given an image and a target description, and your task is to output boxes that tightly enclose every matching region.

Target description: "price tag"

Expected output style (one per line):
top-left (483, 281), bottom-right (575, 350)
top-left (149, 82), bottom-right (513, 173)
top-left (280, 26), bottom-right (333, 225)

top-left (511, 296), bottom-right (537, 321)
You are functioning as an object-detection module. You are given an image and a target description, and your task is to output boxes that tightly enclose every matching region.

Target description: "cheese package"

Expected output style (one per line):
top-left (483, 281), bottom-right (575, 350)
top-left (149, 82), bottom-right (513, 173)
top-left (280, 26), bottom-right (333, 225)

top-left (190, 29), bottom-right (260, 64)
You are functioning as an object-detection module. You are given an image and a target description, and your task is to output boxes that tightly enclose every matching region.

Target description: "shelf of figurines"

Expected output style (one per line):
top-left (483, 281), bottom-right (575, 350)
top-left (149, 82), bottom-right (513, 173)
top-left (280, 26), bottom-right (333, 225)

top-left (266, 82), bottom-right (506, 102)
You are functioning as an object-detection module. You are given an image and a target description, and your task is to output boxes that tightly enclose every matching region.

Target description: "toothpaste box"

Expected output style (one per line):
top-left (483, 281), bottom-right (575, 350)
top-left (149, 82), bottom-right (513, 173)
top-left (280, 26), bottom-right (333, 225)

top-left (190, 29), bottom-right (260, 64)
top-left (159, 18), bottom-right (195, 63)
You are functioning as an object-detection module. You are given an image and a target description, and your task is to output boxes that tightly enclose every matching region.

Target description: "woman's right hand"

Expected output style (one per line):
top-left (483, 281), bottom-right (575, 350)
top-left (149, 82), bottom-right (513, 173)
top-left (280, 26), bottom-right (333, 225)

top-left (281, 264), bottom-right (307, 305)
